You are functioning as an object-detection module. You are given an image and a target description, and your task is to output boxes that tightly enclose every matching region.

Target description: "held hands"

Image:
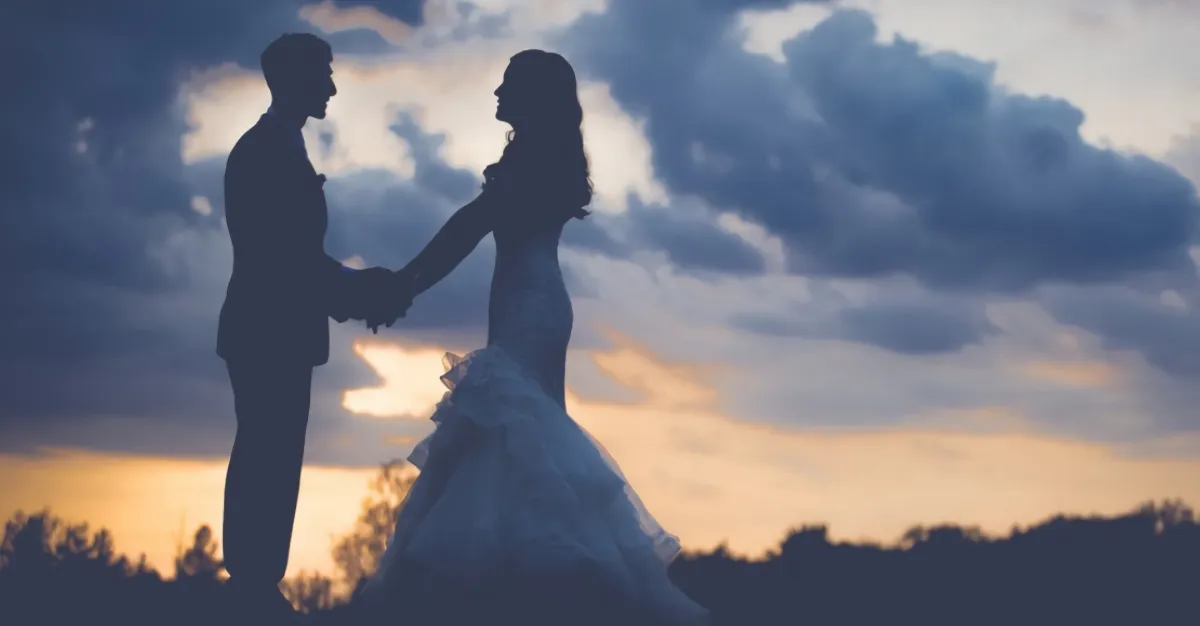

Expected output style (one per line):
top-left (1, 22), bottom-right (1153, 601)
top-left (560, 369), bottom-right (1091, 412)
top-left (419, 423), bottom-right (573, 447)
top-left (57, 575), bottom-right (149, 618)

top-left (367, 270), bottom-right (419, 334)
top-left (345, 267), bottom-right (417, 333)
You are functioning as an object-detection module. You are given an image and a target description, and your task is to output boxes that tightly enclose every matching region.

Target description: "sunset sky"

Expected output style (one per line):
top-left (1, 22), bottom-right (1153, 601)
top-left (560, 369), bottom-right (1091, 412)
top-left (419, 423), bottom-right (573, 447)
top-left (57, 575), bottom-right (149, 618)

top-left (4, 0), bottom-right (1200, 579)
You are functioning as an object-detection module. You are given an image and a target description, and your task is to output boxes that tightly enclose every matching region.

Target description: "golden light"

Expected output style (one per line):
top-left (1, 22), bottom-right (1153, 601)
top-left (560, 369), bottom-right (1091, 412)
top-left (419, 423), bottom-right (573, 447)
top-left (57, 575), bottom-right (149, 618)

top-left (6, 334), bottom-right (1200, 578)
top-left (343, 333), bottom-right (1200, 558)
top-left (1017, 359), bottom-right (1123, 388)
top-left (0, 449), bottom-right (374, 577)
top-left (342, 341), bottom-right (450, 418)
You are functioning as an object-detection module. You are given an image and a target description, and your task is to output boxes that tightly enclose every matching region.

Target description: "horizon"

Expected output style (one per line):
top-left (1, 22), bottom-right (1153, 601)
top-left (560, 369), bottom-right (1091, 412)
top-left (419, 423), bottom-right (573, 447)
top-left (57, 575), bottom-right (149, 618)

top-left (5, 338), bottom-right (1200, 578)
top-left (4, 449), bottom-right (1190, 580)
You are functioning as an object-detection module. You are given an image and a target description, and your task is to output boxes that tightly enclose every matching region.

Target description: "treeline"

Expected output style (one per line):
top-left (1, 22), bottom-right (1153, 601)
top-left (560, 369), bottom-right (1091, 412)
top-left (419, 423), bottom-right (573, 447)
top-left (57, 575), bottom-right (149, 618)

top-left (1, 462), bottom-right (1196, 625)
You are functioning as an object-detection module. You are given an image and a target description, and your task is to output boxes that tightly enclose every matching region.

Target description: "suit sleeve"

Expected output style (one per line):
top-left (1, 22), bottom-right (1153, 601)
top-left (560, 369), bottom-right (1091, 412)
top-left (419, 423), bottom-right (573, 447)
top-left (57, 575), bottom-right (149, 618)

top-left (322, 254), bottom-right (359, 322)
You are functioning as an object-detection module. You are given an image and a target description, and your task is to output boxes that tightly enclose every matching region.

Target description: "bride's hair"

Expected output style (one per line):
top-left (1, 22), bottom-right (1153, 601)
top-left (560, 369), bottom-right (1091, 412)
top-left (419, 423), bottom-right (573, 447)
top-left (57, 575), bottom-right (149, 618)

top-left (483, 50), bottom-right (593, 220)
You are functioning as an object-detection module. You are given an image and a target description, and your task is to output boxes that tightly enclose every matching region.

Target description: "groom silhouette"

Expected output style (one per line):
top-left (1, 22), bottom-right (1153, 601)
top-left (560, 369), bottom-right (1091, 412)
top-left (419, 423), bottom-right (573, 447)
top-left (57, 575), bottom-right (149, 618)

top-left (216, 33), bottom-right (403, 617)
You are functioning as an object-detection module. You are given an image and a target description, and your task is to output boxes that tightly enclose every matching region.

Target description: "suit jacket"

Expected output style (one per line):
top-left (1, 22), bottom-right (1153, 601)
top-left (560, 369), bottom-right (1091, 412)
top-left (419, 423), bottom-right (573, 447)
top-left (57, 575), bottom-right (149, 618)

top-left (217, 114), bottom-right (354, 367)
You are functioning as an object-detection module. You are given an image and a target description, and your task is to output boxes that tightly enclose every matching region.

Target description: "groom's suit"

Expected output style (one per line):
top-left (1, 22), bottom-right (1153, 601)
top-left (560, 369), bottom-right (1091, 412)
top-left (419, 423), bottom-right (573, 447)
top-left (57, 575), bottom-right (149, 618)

top-left (218, 110), bottom-right (356, 587)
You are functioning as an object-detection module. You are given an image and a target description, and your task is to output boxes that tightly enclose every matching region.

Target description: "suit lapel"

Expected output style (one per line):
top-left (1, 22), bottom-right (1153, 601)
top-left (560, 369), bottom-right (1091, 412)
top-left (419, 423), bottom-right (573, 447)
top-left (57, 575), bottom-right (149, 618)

top-left (256, 114), bottom-right (328, 231)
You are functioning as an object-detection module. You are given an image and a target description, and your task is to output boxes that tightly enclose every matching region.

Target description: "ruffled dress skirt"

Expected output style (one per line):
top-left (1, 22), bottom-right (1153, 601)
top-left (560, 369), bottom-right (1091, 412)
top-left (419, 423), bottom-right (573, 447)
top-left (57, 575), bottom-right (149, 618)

top-left (359, 347), bottom-right (709, 625)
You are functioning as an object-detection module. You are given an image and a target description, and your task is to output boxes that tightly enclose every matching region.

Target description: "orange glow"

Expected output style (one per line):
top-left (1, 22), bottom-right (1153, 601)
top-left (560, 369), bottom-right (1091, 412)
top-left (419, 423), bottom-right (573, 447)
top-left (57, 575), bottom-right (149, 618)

top-left (1017, 359), bottom-right (1123, 387)
top-left (0, 449), bottom-right (373, 578)
top-left (342, 342), bottom-right (450, 418)
top-left (6, 335), bottom-right (1200, 578)
top-left (342, 336), bottom-right (1200, 557)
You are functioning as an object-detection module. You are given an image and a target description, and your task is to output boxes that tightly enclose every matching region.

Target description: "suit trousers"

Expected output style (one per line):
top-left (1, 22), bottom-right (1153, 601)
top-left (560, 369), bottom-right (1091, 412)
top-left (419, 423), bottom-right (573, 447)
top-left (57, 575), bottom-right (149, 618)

top-left (222, 358), bottom-right (313, 587)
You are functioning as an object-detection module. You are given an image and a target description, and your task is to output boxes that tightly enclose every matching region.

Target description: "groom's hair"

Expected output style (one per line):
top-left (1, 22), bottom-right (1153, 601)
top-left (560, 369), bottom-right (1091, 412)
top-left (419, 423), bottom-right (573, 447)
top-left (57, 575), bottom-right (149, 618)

top-left (261, 33), bottom-right (333, 91)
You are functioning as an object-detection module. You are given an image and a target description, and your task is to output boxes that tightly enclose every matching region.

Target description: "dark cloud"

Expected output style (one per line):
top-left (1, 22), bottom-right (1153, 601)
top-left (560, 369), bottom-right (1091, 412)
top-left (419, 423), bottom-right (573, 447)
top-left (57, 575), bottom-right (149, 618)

top-left (561, 196), bottom-right (766, 277)
top-left (0, 0), bottom-right (630, 461)
top-left (562, 4), bottom-right (1200, 292)
top-left (324, 115), bottom-right (494, 336)
top-left (835, 302), bottom-right (996, 356)
top-left (781, 12), bottom-right (1197, 287)
top-left (0, 0), bottom-right (423, 451)
top-left (0, 0), bottom-right (424, 290)
top-left (1043, 285), bottom-right (1200, 378)
top-left (324, 113), bottom-right (622, 338)
top-left (1028, 281), bottom-right (1200, 436)
top-left (5, 0), bottom-right (1198, 462)
top-left (620, 198), bottom-right (765, 275)
top-left (560, 211), bottom-right (629, 259)
top-left (0, 0), bottom-right (419, 360)
top-left (560, 0), bottom-right (1200, 379)
top-left (732, 284), bottom-right (996, 355)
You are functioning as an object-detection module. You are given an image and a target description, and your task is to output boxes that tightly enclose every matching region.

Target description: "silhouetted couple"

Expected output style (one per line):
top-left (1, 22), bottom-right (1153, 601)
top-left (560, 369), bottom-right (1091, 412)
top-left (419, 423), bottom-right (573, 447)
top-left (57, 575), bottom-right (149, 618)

top-left (216, 33), bottom-right (709, 625)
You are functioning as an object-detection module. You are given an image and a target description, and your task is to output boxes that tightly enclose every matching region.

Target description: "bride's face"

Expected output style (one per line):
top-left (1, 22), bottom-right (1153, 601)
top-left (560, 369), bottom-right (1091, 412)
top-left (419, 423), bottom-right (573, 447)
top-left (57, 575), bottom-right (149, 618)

top-left (493, 68), bottom-right (513, 124)
top-left (493, 63), bottom-right (530, 126)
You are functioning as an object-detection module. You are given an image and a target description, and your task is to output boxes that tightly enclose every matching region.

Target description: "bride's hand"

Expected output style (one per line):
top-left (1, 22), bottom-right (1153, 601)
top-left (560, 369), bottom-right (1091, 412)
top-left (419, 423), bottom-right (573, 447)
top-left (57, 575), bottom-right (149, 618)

top-left (388, 271), bottom-right (419, 319)
top-left (365, 271), bottom-right (417, 333)
top-left (392, 267), bottom-right (421, 302)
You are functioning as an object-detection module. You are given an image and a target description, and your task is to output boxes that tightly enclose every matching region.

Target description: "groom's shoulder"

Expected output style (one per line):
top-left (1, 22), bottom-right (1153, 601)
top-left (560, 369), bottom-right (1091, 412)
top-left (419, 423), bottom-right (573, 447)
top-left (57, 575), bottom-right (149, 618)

top-left (228, 120), bottom-right (285, 166)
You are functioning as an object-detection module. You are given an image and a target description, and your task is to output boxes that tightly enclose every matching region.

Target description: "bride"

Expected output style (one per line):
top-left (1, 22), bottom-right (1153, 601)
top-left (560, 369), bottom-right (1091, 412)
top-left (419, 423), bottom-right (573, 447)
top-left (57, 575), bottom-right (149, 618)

top-left (353, 50), bottom-right (710, 626)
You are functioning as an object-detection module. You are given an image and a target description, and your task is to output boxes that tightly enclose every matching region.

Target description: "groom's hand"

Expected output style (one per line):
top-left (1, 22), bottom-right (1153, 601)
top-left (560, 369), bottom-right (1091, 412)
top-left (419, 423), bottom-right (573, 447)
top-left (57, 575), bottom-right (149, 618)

top-left (354, 267), bottom-right (393, 290)
top-left (344, 267), bottom-right (393, 323)
top-left (365, 272), bottom-right (416, 334)
top-left (365, 301), bottom-right (409, 333)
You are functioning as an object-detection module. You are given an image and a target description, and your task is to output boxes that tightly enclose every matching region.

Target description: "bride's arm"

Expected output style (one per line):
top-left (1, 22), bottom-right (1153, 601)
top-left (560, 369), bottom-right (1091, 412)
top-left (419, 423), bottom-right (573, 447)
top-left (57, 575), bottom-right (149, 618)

top-left (395, 192), bottom-right (497, 297)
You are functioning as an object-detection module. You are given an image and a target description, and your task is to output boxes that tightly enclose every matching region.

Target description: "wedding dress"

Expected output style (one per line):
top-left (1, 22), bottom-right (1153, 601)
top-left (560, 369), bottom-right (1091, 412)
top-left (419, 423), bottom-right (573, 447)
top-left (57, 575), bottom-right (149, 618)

top-left (361, 208), bottom-right (709, 625)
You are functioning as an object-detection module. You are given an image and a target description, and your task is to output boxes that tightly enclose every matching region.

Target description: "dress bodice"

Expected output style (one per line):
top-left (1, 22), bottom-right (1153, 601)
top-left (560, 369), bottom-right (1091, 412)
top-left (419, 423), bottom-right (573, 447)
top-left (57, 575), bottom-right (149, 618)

top-left (486, 221), bottom-right (573, 408)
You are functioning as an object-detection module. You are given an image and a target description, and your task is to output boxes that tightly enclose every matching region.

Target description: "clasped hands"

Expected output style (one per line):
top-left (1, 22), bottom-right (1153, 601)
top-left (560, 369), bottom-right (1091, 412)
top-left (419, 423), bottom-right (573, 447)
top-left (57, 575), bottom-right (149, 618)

top-left (343, 267), bottom-right (419, 334)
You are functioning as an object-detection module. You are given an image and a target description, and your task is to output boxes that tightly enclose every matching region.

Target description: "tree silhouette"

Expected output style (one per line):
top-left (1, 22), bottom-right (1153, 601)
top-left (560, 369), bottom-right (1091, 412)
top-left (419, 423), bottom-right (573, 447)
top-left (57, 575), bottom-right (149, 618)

top-left (1, 509), bottom-right (135, 577)
top-left (2, 486), bottom-right (1197, 625)
top-left (279, 459), bottom-right (413, 612)
top-left (174, 524), bottom-right (223, 581)
top-left (329, 460), bottom-right (413, 593)
top-left (280, 569), bottom-right (337, 613)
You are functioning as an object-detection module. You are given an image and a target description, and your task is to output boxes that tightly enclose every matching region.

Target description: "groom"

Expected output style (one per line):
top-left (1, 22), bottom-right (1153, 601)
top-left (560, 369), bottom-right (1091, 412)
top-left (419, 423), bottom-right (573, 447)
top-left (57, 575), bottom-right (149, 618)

top-left (217, 33), bottom-right (408, 618)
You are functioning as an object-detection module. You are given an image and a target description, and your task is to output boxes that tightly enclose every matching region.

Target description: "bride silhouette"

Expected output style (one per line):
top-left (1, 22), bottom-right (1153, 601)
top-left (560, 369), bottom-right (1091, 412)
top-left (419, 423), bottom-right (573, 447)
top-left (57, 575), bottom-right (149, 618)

top-left (355, 50), bottom-right (710, 626)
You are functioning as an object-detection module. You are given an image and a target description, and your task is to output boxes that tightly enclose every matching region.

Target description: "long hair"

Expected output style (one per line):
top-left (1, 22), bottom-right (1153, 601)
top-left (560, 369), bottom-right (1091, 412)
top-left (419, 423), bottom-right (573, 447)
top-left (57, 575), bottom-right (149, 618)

top-left (483, 50), bottom-right (592, 220)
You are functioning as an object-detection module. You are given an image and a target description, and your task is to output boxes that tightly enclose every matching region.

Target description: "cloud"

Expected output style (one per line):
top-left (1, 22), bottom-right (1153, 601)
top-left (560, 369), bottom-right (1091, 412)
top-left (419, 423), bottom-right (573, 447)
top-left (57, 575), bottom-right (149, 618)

top-left (0, 0), bottom-right (419, 444)
top-left (837, 300), bottom-right (996, 355)
top-left (1166, 125), bottom-right (1200, 189)
top-left (0, 104), bottom-right (502, 460)
top-left (555, 253), bottom-right (1197, 443)
top-left (5, 0), bottom-right (1200, 474)
top-left (618, 198), bottom-right (767, 275)
top-left (337, 334), bottom-right (1200, 556)
top-left (300, 0), bottom-right (422, 45)
top-left (563, 4), bottom-right (1200, 292)
top-left (558, 0), bottom-right (1200, 383)
top-left (0, 0), bottom-right (643, 456)
top-left (1042, 284), bottom-right (1200, 378)
top-left (734, 279), bottom-right (998, 355)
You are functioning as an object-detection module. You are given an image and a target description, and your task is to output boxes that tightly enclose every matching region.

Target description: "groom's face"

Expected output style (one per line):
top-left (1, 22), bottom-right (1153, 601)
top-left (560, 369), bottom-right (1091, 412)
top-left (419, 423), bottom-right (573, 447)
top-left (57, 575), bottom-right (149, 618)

top-left (297, 62), bottom-right (337, 120)
top-left (275, 61), bottom-right (337, 120)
